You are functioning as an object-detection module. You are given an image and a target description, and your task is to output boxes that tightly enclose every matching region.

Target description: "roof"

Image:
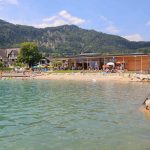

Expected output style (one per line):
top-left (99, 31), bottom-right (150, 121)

top-left (0, 49), bottom-right (7, 59)
top-left (80, 53), bottom-right (101, 56)
top-left (78, 53), bottom-right (150, 58)
top-left (6, 48), bottom-right (20, 57)
top-left (57, 53), bottom-right (150, 60)
top-left (0, 48), bottom-right (20, 59)
top-left (45, 57), bottom-right (52, 61)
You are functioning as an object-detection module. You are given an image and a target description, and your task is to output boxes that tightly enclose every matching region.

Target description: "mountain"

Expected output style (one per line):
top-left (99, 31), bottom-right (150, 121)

top-left (1, 19), bottom-right (150, 56)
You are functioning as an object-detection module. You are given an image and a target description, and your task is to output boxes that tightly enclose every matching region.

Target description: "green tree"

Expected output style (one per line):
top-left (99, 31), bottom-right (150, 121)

top-left (0, 62), bottom-right (4, 68)
top-left (18, 42), bottom-right (42, 67)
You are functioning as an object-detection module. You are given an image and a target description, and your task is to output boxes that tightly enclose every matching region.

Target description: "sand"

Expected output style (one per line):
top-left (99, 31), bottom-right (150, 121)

top-left (2, 72), bottom-right (150, 83)
top-left (32, 72), bottom-right (150, 82)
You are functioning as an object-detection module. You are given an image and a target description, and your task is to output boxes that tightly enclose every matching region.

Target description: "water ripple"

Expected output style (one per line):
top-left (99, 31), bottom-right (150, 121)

top-left (0, 80), bottom-right (150, 150)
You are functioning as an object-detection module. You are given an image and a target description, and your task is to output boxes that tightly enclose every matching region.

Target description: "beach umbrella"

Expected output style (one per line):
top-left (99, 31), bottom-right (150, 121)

top-left (107, 62), bottom-right (115, 66)
top-left (103, 65), bottom-right (109, 68)
top-left (37, 65), bottom-right (43, 68)
top-left (48, 65), bottom-right (54, 68)
top-left (116, 61), bottom-right (121, 64)
top-left (41, 65), bottom-right (45, 68)
top-left (32, 66), bottom-right (38, 69)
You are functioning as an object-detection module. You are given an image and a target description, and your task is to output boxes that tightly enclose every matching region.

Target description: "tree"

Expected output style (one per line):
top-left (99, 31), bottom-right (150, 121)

top-left (18, 42), bottom-right (42, 67)
top-left (0, 62), bottom-right (4, 68)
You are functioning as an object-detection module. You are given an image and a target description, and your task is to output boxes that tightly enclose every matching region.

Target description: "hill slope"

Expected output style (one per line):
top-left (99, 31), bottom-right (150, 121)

top-left (0, 19), bottom-right (150, 56)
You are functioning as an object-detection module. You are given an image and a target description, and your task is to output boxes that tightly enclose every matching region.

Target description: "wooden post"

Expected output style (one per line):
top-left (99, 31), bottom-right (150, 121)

top-left (141, 56), bottom-right (143, 73)
top-left (87, 58), bottom-right (88, 70)
top-left (123, 56), bottom-right (125, 69)
top-left (134, 56), bottom-right (137, 72)
top-left (104, 57), bottom-right (105, 65)
top-left (82, 60), bottom-right (84, 70)
top-left (74, 59), bottom-right (77, 68)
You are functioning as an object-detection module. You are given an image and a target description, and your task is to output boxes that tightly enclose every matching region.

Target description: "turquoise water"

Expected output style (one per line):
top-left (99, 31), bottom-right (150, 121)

top-left (0, 80), bottom-right (150, 150)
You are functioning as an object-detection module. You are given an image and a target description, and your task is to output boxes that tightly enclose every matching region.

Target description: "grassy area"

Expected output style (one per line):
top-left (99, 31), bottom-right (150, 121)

top-left (50, 70), bottom-right (146, 74)
top-left (0, 68), bottom-right (13, 71)
top-left (51, 70), bottom-right (103, 73)
top-left (51, 70), bottom-right (81, 73)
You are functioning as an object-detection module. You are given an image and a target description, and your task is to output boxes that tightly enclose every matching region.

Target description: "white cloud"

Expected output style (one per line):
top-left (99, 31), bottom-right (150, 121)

top-left (36, 19), bottom-right (68, 28)
top-left (58, 10), bottom-right (85, 25)
top-left (146, 20), bottom-right (150, 26)
top-left (100, 15), bottom-right (120, 34)
top-left (106, 25), bottom-right (120, 34)
top-left (100, 15), bottom-right (112, 25)
top-left (123, 34), bottom-right (143, 41)
top-left (42, 16), bottom-right (57, 22)
top-left (35, 10), bottom-right (85, 28)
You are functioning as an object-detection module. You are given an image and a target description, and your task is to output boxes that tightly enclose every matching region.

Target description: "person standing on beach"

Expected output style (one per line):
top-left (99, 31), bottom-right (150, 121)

top-left (0, 70), bottom-right (2, 78)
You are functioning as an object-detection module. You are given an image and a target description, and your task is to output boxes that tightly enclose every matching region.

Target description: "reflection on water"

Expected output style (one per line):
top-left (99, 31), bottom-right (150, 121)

top-left (0, 80), bottom-right (150, 150)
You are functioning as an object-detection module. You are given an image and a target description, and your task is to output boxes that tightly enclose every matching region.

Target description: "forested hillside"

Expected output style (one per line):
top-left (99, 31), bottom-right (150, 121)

top-left (0, 19), bottom-right (150, 56)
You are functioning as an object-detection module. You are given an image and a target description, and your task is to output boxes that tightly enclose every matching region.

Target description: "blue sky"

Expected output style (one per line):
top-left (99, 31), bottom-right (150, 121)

top-left (0, 0), bottom-right (150, 41)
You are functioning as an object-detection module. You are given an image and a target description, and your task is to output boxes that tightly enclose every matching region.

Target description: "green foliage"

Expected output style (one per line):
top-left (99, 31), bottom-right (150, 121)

top-left (0, 62), bottom-right (13, 71)
top-left (1, 19), bottom-right (150, 55)
top-left (0, 62), bottom-right (12, 71)
top-left (0, 68), bottom-right (13, 71)
top-left (52, 70), bottom-right (81, 73)
top-left (18, 42), bottom-right (42, 67)
top-left (13, 62), bottom-right (26, 67)
top-left (0, 61), bottom-right (4, 67)
top-left (52, 60), bottom-right (63, 67)
top-left (136, 47), bottom-right (150, 53)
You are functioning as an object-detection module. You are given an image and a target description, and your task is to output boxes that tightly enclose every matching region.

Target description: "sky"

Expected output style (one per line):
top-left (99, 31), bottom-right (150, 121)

top-left (0, 0), bottom-right (150, 41)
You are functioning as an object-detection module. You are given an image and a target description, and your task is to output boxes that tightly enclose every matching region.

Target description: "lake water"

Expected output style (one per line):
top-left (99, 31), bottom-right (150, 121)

top-left (0, 80), bottom-right (150, 150)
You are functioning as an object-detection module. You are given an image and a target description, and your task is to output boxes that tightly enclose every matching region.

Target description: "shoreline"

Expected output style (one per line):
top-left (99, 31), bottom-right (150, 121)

top-left (32, 72), bottom-right (150, 82)
top-left (1, 72), bottom-right (150, 82)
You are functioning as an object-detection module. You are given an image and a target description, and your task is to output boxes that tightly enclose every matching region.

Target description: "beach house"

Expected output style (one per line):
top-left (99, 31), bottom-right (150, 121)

top-left (0, 48), bottom-right (20, 66)
top-left (58, 53), bottom-right (150, 72)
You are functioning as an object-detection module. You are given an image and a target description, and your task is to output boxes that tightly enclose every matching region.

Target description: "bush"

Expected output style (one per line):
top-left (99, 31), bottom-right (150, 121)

top-left (0, 62), bottom-right (4, 68)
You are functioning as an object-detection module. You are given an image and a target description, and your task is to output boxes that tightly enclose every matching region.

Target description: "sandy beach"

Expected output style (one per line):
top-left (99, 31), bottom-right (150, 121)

top-left (33, 73), bottom-right (126, 81)
top-left (2, 72), bottom-right (150, 82)
top-left (31, 72), bottom-right (150, 82)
